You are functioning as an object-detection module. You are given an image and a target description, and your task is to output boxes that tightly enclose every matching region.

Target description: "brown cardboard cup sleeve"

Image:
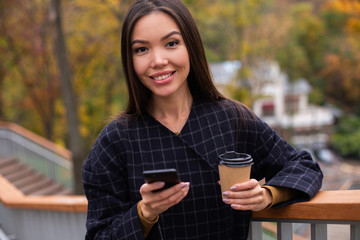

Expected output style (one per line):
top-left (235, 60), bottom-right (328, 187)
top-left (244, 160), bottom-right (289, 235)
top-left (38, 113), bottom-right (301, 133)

top-left (218, 151), bottom-right (253, 198)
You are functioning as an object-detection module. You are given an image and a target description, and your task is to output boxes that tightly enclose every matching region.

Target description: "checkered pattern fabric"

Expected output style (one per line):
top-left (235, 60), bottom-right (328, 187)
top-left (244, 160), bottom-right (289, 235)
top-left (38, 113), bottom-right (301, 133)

top-left (82, 98), bottom-right (323, 239)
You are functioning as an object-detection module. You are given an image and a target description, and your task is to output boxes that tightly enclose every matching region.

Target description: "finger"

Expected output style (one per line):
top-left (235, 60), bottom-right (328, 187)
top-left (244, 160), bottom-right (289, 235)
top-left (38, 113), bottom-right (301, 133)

top-left (230, 203), bottom-right (261, 211)
top-left (160, 182), bottom-right (190, 201)
top-left (146, 182), bottom-right (189, 205)
top-left (140, 181), bottom-right (165, 195)
top-left (167, 183), bottom-right (190, 204)
top-left (156, 182), bottom-right (189, 197)
top-left (141, 183), bottom-right (190, 217)
top-left (150, 181), bottom-right (166, 192)
top-left (230, 198), bottom-right (270, 211)
top-left (223, 186), bottom-right (262, 200)
top-left (152, 182), bottom-right (190, 208)
top-left (230, 179), bottom-right (258, 191)
top-left (223, 194), bottom-right (265, 206)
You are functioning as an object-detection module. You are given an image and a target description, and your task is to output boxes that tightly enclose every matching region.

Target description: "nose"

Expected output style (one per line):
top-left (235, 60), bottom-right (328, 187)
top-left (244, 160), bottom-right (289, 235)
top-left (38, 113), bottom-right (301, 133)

top-left (150, 48), bottom-right (168, 68)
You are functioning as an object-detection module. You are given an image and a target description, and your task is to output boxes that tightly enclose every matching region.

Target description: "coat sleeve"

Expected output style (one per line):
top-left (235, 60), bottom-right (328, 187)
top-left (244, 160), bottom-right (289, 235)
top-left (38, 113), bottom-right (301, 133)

top-left (246, 116), bottom-right (323, 208)
top-left (82, 123), bottom-right (144, 239)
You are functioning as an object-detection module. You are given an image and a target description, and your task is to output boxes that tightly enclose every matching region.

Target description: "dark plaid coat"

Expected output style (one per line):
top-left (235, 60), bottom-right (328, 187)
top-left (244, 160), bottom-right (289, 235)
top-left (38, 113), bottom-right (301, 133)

top-left (82, 98), bottom-right (323, 240)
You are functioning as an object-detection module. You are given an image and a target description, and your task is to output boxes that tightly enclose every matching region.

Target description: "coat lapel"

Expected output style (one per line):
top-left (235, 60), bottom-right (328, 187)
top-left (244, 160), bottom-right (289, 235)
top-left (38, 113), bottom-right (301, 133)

top-left (136, 100), bottom-right (237, 173)
top-left (178, 100), bottom-right (234, 172)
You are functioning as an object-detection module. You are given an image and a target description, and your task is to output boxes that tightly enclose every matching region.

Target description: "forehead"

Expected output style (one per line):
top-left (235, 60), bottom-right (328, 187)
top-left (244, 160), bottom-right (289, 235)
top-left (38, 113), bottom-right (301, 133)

top-left (131, 12), bottom-right (180, 40)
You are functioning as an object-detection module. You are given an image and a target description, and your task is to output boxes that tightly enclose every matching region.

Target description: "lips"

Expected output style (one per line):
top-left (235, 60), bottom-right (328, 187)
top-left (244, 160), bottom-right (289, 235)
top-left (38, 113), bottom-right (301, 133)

top-left (150, 71), bottom-right (175, 81)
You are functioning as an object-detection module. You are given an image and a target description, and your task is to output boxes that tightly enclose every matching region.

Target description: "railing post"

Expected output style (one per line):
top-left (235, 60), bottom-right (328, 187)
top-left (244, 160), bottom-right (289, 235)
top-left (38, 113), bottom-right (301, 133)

top-left (0, 225), bottom-right (11, 240)
top-left (351, 224), bottom-right (360, 240)
top-left (278, 222), bottom-right (293, 240)
top-left (311, 223), bottom-right (327, 240)
top-left (248, 221), bottom-right (262, 240)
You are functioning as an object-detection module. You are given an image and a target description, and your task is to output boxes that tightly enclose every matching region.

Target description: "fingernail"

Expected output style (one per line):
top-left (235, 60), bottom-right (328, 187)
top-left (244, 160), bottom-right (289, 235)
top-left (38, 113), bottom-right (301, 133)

top-left (157, 182), bottom-right (165, 187)
top-left (231, 204), bottom-right (239, 208)
top-left (223, 198), bottom-right (230, 203)
top-left (222, 192), bottom-right (229, 196)
top-left (180, 182), bottom-right (189, 189)
top-left (230, 186), bottom-right (237, 191)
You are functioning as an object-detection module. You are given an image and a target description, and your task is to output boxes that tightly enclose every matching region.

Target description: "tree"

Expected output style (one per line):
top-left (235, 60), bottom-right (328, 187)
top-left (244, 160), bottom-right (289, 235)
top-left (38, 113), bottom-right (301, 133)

top-left (320, 0), bottom-right (360, 113)
top-left (49, 0), bottom-right (86, 194)
top-left (0, 0), bottom-right (61, 139)
top-left (64, 0), bottom-right (131, 146)
top-left (332, 116), bottom-right (360, 159)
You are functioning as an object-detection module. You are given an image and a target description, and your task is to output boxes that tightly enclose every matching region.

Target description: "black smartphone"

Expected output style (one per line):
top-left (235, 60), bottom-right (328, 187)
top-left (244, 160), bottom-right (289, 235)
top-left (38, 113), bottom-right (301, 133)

top-left (142, 168), bottom-right (181, 192)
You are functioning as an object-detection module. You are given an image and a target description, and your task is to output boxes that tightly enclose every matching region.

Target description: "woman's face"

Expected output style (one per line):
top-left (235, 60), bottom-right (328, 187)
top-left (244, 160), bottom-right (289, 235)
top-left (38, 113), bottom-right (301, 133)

top-left (131, 12), bottom-right (190, 99)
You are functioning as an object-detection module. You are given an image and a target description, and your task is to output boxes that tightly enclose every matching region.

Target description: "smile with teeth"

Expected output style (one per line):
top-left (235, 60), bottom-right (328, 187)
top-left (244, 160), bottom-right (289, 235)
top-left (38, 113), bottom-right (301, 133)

top-left (152, 72), bottom-right (174, 81)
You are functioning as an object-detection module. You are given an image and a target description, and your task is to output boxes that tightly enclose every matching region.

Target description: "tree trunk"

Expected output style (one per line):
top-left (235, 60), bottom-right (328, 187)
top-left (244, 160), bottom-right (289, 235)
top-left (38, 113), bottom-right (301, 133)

top-left (49, 0), bottom-right (86, 195)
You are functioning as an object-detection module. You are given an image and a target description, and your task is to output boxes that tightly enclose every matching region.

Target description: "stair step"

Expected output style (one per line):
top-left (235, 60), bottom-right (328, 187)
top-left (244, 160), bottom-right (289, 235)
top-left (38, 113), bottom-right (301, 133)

top-left (30, 183), bottom-right (65, 196)
top-left (1, 157), bottom-right (72, 196)
top-left (6, 167), bottom-right (35, 182)
top-left (22, 178), bottom-right (54, 195)
top-left (12, 173), bottom-right (44, 189)
top-left (0, 162), bottom-right (28, 177)
top-left (54, 188), bottom-right (74, 196)
top-left (0, 157), bottom-right (17, 168)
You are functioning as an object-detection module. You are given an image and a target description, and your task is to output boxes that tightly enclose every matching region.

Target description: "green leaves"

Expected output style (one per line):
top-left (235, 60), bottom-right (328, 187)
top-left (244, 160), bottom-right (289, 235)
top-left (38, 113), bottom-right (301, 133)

top-left (2, 0), bottom-right (360, 154)
top-left (332, 116), bottom-right (360, 158)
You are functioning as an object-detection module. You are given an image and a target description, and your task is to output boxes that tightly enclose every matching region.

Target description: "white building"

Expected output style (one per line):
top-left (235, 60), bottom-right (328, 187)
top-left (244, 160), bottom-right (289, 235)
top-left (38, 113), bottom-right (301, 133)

top-left (210, 60), bottom-right (241, 93)
top-left (210, 60), bottom-right (335, 145)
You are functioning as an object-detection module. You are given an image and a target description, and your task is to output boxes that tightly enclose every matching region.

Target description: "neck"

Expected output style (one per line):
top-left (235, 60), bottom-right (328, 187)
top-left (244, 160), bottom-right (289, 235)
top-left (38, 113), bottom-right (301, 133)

top-left (149, 90), bottom-right (193, 120)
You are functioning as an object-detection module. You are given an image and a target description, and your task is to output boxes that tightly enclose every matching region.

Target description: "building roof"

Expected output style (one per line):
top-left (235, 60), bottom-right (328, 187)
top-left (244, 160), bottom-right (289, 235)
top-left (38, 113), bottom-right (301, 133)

top-left (286, 78), bottom-right (312, 95)
top-left (209, 60), bottom-right (241, 85)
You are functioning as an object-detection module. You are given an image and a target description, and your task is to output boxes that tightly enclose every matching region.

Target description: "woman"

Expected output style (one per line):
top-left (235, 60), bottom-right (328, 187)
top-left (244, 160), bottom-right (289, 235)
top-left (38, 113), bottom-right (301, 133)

top-left (82, 0), bottom-right (323, 239)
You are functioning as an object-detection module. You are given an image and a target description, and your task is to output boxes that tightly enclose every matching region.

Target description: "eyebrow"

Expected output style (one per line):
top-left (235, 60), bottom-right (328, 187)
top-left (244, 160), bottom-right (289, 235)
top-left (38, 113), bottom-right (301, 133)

top-left (131, 31), bottom-right (181, 46)
top-left (161, 31), bottom-right (181, 41)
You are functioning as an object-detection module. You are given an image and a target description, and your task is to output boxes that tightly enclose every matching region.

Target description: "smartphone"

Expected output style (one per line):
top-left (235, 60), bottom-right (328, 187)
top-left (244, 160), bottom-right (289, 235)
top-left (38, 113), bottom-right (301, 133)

top-left (142, 168), bottom-right (181, 192)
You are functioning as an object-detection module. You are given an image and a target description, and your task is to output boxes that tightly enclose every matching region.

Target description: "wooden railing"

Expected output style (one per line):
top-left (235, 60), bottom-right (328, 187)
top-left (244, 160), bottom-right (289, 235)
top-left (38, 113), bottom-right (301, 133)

top-left (0, 175), bottom-right (86, 240)
top-left (1, 173), bottom-right (359, 240)
top-left (1, 121), bottom-right (359, 239)
top-left (250, 190), bottom-right (360, 240)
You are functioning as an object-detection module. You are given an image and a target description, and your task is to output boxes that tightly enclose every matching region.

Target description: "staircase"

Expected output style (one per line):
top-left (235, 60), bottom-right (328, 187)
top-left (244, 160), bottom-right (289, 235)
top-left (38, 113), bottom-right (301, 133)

top-left (0, 157), bottom-right (73, 196)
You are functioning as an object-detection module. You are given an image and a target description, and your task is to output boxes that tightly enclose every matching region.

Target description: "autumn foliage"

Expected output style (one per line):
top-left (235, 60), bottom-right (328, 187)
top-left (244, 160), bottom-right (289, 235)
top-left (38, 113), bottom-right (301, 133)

top-left (1, 0), bottom-right (360, 154)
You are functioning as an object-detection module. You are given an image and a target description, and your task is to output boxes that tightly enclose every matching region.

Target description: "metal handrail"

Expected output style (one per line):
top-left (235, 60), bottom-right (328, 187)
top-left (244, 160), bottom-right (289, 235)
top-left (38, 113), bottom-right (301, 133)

top-left (0, 122), bottom-right (73, 189)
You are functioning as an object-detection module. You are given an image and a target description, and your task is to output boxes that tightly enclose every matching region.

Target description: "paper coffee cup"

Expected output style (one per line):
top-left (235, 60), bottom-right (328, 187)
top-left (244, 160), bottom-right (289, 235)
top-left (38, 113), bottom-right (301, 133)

top-left (218, 151), bottom-right (253, 198)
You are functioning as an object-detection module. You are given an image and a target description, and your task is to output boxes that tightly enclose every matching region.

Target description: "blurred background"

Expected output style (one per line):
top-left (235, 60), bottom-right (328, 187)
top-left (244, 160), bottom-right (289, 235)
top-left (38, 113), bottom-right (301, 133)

top-left (1, 1), bottom-right (360, 239)
top-left (1, 0), bottom-right (360, 195)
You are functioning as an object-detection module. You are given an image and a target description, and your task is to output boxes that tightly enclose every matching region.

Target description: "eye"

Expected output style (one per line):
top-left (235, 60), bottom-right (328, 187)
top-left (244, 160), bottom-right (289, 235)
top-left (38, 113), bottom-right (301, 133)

top-left (166, 40), bottom-right (179, 48)
top-left (135, 47), bottom-right (148, 54)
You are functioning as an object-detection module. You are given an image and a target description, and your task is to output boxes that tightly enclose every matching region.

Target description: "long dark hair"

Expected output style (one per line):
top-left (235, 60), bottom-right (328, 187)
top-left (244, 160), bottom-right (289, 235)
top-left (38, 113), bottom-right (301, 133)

top-left (120, 0), bottom-right (225, 118)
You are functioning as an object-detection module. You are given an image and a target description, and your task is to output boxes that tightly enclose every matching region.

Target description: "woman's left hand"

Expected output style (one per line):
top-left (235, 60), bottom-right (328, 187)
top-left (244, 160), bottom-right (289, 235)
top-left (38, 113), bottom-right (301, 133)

top-left (222, 179), bottom-right (272, 211)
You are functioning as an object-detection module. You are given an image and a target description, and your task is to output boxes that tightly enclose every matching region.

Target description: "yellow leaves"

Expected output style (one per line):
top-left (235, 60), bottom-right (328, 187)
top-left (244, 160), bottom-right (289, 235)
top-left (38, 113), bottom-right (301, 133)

top-left (325, 0), bottom-right (360, 14)
top-left (347, 17), bottom-right (360, 34)
top-left (79, 104), bottom-right (90, 137)
top-left (240, 41), bottom-right (251, 59)
top-left (323, 0), bottom-right (360, 35)
top-left (317, 0), bottom-right (360, 112)
top-left (226, 84), bottom-right (253, 107)
top-left (321, 52), bottom-right (360, 111)
top-left (64, 0), bottom-right (121, 46)
top-left (322, 54), bottom-right (340, 73)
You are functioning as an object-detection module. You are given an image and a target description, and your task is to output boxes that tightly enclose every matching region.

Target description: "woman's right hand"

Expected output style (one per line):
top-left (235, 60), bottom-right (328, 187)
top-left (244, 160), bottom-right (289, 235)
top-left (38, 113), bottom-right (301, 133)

top-left (139, 181), bottom-right (190, 221)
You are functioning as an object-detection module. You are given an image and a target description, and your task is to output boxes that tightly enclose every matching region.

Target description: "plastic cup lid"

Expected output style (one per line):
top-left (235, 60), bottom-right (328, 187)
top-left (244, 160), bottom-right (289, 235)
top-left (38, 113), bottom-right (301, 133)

top-left (219, 151), bottom-right (253, 167)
